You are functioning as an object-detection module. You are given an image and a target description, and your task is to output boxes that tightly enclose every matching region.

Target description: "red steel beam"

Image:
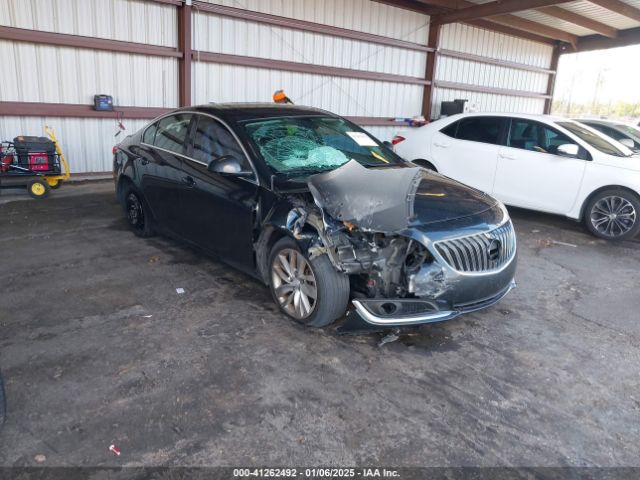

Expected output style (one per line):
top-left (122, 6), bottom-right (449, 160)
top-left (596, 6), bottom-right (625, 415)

top-left (432, 0), bottom-right (574, 24)
top-left (544, 44), bottom-right (562, 113)
top-left (536, 6), bottom-right (618, 38)
top-left (0, 26), bottom-right (182, 57)
top-left (0, 102), bottom-right (171, 119)
top-left (0, 101), bottom-right (399, 127)
top-left (422, 24), bottom-right (441, 120)
top-left (177, 2), bottom-right (192, 107)
top-left (437, 48), bottom-right (557, 74)
top-left (192, 51), bottom-right (431, 85)
top-left (434, 81), bottom-right (552, 99)
top-left (193, 1), bottom-right (433, 53)
top-left (588, 0), bottom-right (640, 23)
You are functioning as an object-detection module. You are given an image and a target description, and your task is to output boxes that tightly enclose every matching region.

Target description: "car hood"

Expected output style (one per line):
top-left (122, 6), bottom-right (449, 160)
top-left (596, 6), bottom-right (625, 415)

top-left (306, 160), bottom-right (497, 233)
top-left (594, 154), bottom-right (640, 172)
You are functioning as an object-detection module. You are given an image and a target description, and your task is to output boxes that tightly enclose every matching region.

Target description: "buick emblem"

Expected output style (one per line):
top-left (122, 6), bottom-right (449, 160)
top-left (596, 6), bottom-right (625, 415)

top-left (487, 239), bottom-right (501, 262)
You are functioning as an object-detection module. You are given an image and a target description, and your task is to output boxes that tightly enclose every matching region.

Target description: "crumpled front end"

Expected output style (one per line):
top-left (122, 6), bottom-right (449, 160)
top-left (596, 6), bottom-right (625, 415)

top-left (282, 160), bottom-right (517, 328)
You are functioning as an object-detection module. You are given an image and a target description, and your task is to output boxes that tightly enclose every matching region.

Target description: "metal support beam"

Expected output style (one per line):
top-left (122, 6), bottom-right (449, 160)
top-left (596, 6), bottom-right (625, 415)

top-left (544, 44), bottom-right (561, 113)
top-left (177, 1), bottom-right (192, 107)
top-left (484, 14), bottom-right (579, 45)
top-left (432, 0), bottom-right (573, 24)
top-left (588, 0), bottom-right (640, 23)
top-left (421, 23), bottom-right (441, 120)
top-left (536, 6), bottom-right (618, 38)
top-left (0, 26), bottom-right (182, 57)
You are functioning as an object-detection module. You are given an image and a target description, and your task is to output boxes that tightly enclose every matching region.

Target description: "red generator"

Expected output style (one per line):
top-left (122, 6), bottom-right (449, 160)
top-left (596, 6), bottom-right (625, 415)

top-left (13, 136), bottom-right (59, 173)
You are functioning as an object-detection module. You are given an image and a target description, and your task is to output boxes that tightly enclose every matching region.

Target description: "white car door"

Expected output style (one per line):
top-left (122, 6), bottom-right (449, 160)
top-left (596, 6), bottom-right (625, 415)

top-left (431, 116), bottom-right (507, 194)
top-left (493, 118), bottom-right (587, 214)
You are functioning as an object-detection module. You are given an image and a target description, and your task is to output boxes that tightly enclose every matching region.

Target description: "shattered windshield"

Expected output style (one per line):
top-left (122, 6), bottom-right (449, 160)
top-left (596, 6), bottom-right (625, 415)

top-left (243, 116), bottom-right (403, 175)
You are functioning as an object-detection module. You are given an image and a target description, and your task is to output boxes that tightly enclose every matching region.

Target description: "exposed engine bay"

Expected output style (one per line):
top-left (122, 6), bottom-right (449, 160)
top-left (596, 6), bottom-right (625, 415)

top-left (283, 160), bottom-right (437, 301)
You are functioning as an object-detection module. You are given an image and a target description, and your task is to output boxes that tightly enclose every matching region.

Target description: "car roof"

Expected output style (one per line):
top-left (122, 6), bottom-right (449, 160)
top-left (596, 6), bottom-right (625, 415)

top-left (576, 118), bottom-right (628, 127)
top-left (440, 112), bottom-right (573, 123)
top-left (176, 102), bottom-right (338, 123)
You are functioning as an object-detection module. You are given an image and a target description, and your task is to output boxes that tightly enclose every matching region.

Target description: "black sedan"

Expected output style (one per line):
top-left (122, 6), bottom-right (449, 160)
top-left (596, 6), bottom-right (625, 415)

top-left (113, 104), bottom-right (516, 329)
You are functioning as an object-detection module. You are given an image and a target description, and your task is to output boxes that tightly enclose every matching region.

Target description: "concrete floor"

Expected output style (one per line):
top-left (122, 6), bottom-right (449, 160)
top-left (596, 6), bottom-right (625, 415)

top-left (0, 181), bottom-right (638, 467)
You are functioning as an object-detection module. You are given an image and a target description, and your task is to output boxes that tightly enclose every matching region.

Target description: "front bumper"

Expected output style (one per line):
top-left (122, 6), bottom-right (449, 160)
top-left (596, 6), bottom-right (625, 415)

top-left (346, 219), bottom-right (518, 328)
top-left (351, 279), bottom-right (516, 326)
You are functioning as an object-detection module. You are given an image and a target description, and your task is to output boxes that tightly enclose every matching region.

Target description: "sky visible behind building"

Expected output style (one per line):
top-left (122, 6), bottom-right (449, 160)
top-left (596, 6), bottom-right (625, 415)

top-left (553, 44), bottom-right (640, 120)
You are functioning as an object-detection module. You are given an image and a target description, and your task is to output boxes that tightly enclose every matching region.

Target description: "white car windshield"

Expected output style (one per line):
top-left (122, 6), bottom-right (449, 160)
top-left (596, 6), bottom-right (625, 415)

top-left (557, 121), bottom-right (633, 157)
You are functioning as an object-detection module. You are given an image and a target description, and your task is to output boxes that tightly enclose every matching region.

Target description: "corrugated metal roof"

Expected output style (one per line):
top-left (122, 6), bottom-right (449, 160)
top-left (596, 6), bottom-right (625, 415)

top-left (561, 0), bottom-right (640, 31)
top-left (511, 10), bottom-right (595, 36)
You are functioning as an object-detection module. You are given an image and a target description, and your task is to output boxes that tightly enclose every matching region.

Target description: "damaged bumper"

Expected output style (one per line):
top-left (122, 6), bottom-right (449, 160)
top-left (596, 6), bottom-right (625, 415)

top-left (352, 279), bottom-right (516, 326)
top-left (347, 219), bottom-right (518, 327)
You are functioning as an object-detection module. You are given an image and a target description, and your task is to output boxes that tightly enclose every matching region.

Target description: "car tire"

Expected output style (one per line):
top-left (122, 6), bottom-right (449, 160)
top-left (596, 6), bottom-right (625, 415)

top-left (584, 188), bottom-right (640, 241)
top-left (268, 236), bottom-right (350, 327)
top-left (27, 179), bottom-right (50, 199)
top-left (123, 186), bottom-right (156, 238)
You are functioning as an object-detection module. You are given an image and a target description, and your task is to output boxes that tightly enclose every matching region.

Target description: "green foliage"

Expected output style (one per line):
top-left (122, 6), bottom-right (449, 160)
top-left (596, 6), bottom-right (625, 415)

top-left (552, 99), bottom-right (640, 119)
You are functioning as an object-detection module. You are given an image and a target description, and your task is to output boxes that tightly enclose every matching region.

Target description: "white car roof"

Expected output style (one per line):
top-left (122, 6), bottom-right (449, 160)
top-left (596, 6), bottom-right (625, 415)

top-left (440, 112), bottom-right (573, 123)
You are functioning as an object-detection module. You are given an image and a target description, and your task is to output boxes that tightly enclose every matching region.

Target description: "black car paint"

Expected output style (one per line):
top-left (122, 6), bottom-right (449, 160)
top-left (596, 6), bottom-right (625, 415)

top-left (114, 103), bottom-right (513, 327)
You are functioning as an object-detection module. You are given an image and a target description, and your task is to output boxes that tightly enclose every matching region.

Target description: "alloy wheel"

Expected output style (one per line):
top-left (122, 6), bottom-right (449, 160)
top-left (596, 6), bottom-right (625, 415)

top-left (271, 248), bottom-right (317, 319)
top-left (590, 195), bottom-right (637, 238)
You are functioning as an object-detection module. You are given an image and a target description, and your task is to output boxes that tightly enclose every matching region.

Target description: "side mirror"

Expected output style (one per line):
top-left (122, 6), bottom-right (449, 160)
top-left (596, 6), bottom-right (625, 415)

top-left (207, 155), bottom-right (253, 177)
top-left (619, 138), bottom-right (635, 149)
top-left (557, 143), bottom-right (579, 158)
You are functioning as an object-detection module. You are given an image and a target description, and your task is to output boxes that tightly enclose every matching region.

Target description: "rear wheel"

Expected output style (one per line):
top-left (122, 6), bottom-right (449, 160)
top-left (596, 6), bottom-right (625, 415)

top-left (48, 179), bottom-right (62, 189)
top-left (268, 237), bottom-right (349, 327)
top-left (123, 187), bottom-right (155, 238)
top-left (584, 188), bottom-right (640, 241)
top-left (27, 179), bottom-right (50, 199)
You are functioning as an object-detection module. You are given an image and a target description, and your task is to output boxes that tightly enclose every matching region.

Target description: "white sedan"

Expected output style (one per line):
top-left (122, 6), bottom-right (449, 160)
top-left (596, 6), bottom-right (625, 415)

top-left (393, 113), bottom-right (640, 241)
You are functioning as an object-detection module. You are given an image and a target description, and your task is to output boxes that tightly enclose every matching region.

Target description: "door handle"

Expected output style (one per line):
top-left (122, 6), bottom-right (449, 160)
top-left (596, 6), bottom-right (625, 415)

top-left (140, 158), bottom-right (149, 165)
top-left (182, 176), bottom-right (196, 187)
top-left (434, 141), bottom-right (450, 148)
top-left (499, 153), bottom-right (518, 160)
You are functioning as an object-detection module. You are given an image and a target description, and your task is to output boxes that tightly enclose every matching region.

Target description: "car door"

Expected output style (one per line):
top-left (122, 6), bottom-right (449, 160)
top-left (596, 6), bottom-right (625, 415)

top-left (431, 116), bottom-right (508, 194)
top-left (493, 118), bottom-right (587, 214)
top-left (178, 114), bottom-right (259, 271)
top-left (139, 113), bottom-right (193, 234)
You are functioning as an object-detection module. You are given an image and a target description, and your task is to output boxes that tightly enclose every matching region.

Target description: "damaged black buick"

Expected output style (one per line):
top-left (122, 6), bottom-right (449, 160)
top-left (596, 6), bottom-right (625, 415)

top-left (114, 104), bottom-right (516, 330)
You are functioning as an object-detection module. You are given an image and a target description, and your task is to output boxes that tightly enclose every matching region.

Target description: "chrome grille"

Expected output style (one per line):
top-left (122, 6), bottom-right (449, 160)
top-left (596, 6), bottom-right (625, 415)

top-left (434, 221), bottom-right (516, 273)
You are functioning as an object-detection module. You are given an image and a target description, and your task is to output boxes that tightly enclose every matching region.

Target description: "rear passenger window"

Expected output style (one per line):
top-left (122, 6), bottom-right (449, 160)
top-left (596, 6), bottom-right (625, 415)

top-left (142, 123), bottom-right (157, 144)
top-left (456, 117), bottom-right (506, 145)
top-left (152, 114), bottom-right (192, 155)
top-left (440, 121), bottom-right (458, 138)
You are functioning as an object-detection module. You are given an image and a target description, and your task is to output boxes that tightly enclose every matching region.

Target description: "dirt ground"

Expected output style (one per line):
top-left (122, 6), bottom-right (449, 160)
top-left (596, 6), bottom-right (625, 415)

top-left (0, 181), bottom-right (638, 467)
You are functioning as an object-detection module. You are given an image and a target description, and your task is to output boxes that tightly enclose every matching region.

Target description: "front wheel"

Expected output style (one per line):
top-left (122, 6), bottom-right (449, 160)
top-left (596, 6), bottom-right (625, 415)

top-left (27, 179), bottom-right (50, 199)
top-left (123, 188), bottom-right (155, 238)
top-left (584, 188), bottom-right (640, 241)
top-left (268, 237), bottom-right (350, 327)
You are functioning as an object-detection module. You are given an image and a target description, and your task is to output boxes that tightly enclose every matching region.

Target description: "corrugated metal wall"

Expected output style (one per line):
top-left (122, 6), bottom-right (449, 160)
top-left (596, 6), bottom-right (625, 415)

top-left (431, 23), bottom-right (554, 118)
top-left (0, 0), bottom-right (177, 173)
top-left (0, 0), bottom-right (556, 173)
top-left (191, 0), bottom-right (429, 120)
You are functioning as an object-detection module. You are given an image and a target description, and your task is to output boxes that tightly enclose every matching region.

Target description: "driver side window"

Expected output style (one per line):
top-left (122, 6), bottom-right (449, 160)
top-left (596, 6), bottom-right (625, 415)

top-left (508, 119), bottom-right (572, 155)
top-left (192, 115), bottom-right (249, 170)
